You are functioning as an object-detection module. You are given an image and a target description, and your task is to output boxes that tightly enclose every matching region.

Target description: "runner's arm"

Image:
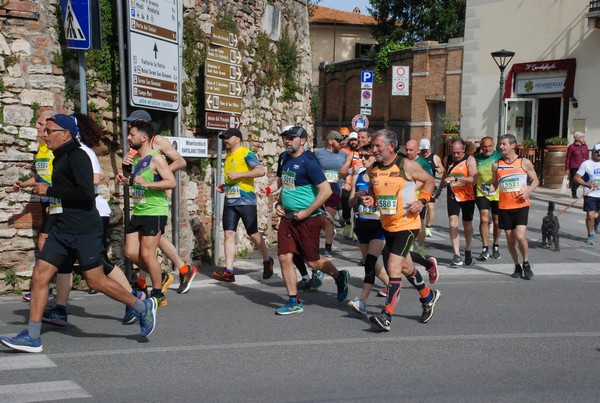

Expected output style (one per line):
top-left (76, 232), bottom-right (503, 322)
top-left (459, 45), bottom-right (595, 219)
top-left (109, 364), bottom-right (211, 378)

top-left (153, 135), bottom-right (187, 172)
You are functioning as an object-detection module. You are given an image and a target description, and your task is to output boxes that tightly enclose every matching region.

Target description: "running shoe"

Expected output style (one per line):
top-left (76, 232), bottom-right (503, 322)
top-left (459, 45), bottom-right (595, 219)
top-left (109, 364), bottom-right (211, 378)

top-left (335, 270), bottom-right (349, 302)
top-left (585, 235), bottom-right (595, 246)
top-left (347, 297), bottom-right (367, 315)
top-left (177, 266), bottom-right (198, 294)
top-left (138, 297), bottom-right (157, 337)
top-left (275, 299), bottom-right (303, 315)
top-left (377, 288), bottom-right (388, 298)
top-left (351, 232), bottom-right (358, 242)
top-left (161, 272), bottom-right (174, 293)
top-left (343, 223), bottom-right (352, 239)
top-left (595, 220), bottom-right (600, 235)
top-left (42, 307), bottom-right (68, 327)
top-left (0, 330), bottom-right (43, 353)
top-left (420, 289), bottom-right (441, 323)
top-left (464, 252), bottom-right (473, 266)
top-left (425, 227), bottom-right (432, 237)
top-left (522, 262), bottom-right (534, 280)
top-left (324, 247), bottom-right (333, 258)
top-left (426, 257), bottom-right (439, 284)
top-left (212, 268), bottom-right (235, 283)
top-left (308, 270), bottom-right (325, 291)
top-left (449, 255), bottom-right (463, 267)
top-left (123, 290), bottom-right (146, 324)
top-left (511, 264), bottom-right (523, 279)
top-left (262, 257), bottom-right (274, 280)
top-left (297, 278), bottom-right (311, 291)
top-left (370, 311), bottom-right (391, 332)
top-left (492, 246), bottom-right (501, 259)
top-left (477, 250), bottom-right (489, 261)
top-left (22, 289), bottom-right (54, 302)
top-left (153, 293), bottom-right (167, 308)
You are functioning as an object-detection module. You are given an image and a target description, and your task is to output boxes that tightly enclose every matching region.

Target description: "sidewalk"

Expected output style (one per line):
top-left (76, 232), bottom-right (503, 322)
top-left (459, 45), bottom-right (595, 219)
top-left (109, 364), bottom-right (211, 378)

top-left (530, 185), bottom-right (583, 210)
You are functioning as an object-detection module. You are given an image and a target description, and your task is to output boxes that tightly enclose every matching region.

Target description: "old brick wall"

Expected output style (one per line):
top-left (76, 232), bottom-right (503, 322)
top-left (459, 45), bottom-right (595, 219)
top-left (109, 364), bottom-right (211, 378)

top-left (0, 0), bottom-right (313, 292)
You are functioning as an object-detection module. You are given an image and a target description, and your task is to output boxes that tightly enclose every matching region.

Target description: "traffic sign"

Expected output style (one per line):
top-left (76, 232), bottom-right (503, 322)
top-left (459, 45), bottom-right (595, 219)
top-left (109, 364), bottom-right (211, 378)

top-left (129, 0), bottom-right (178, 43)
top-left (60, 0), bottom-right (94, 50)
top-left (164, 136), bottom-right (208, 158)
top-left (129, 32), bottom-right (180, 111)
top-left (361, 70), bottom-right (373, 89)
top-left (360, 108), bottom-right (371, 116)
top-left (207, 45), bottom-right (242, 66)
top-left (205, 94), bottom-right (242, 115)
top-left (361, 89), bottom-right (373, 107)
top-left (206, 112), bottom-right (241, 131)
top-left (351, 114), bottom-right (369, 132)
top-left (392, 65), bottom-right (410, 96)
top-left (211, 28), bottom-right (239, 49)
top-left (205, 60), bottom-right (243, 82)
top-left (205, 77), bottom-right (243, 98)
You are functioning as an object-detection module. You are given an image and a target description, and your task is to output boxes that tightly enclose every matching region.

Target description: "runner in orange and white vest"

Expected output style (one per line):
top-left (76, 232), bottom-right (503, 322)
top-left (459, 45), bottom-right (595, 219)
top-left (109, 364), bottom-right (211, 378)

top-left (492, 133), bottom-right (539, 280)
top-left (440, 138), bottom-right (477, 267)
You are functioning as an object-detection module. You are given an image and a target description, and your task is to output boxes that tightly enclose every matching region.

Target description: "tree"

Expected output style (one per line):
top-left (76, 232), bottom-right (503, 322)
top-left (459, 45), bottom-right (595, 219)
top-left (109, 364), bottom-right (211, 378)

top-left (368, 0), bottom-right (466, 45)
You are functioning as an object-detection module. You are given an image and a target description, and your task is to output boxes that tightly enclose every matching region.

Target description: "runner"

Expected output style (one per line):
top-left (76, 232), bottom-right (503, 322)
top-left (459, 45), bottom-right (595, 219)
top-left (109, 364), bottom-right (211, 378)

top-left (363, 129), bottom-right (440, 332)
top-left (212, 128), bottom-right (274, 282)
top-left (314, 130), bottom-right (348, 257)
top-left (340, 131), bottom-right (361, 238)
top-left (474, 136), bottom-right (502, 260)
top-left (273, 126), bottom-right (349, 315)
top-left (1, 114), bottom-right (157, 353)
top-left (116, 120), bottom-right (176, 306)
top-left (419, 138), bottom-right (443, 237)
top-left (574, 143), bottom-right (600, 245)
top-left (492, 133), bottom-right (539, 279)
top-left (122, 110), bottom-right (198, 296)
top-left (440, 138), bottom-right (477, 267)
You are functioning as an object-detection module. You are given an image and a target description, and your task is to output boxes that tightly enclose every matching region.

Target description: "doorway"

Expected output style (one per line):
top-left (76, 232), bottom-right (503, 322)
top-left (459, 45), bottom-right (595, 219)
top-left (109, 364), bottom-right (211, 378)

top-left (536, 97), bottom-right (562, 147)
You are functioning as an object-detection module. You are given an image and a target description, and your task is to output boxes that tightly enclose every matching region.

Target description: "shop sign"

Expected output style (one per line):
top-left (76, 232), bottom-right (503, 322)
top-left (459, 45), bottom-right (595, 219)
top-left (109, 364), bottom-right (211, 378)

top-left (516, 76), bottom-right (566, 95)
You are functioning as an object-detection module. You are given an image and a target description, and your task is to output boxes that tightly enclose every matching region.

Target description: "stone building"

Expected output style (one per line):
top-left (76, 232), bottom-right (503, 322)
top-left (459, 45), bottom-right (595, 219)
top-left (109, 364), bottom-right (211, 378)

top-left (0, 0), bottom-right (314, 292)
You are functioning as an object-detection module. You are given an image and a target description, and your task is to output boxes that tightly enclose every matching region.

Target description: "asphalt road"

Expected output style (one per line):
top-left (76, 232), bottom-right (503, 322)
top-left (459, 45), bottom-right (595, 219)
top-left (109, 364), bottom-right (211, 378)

top-left (1, 190), bottom-right (600, 402)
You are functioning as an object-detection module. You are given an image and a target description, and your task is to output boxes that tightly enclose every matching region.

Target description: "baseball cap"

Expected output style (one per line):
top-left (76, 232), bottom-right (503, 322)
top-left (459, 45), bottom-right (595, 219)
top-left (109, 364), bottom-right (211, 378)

top-left (339, 127), bottom-right (350, 135)
top-left (593, 143), bottom-right (600, 152)
top-left (219, 128), bottom-right (243, 139)
top-left (419, 138), bottom-right (431, 150)
top-left (124, 110), bottom-right (152, 122)
top-left (348, 132), bottom-right (358, 139)
top-left (48, 114), bottom-right (78, 141)
top-left (327, 130), bottom-right (343, 141)
top-left (280, 126), bottom-right (307, 138)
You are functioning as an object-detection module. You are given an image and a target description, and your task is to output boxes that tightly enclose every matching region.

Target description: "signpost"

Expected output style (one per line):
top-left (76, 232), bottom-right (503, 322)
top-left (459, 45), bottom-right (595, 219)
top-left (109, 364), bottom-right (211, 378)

top-left (127, 0), bottom-right (181, 112)
top-left (360, 69), bottom-right (373, 116)
top-left (164, 136), bottom-right (208, 158)
top-left (392, 65), bottom-right (410, 96)
top-left (60, 0), bottom-right (101, 50)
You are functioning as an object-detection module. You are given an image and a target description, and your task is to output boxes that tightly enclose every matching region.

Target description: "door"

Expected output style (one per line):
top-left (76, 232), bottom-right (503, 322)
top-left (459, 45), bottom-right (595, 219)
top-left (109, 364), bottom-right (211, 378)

top-left (504, 98), bottom-right (537, 145)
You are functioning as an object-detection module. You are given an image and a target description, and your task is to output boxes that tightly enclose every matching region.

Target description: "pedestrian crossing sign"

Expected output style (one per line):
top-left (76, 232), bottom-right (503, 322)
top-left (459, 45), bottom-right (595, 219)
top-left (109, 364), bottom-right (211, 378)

top-left (60, 0), bottom-right (92, 50)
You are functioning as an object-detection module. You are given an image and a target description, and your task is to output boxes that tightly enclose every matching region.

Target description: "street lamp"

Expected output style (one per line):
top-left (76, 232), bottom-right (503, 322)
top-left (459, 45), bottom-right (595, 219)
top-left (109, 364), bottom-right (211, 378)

top-left (491, 49), bottom-right (515, 148)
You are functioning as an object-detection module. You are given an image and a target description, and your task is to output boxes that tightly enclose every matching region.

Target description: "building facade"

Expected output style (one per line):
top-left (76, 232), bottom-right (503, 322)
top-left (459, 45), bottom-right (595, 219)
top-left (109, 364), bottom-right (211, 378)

top-left (462, 0), bottom-right (600, 147)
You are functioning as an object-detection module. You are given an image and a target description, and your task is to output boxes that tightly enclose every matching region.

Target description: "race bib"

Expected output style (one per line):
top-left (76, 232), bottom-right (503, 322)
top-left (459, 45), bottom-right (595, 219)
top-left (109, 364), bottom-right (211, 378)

top-left (358, 204), bottom-right (380, 220)
top-left (324, 170), bottom-right (339, 183)
top-left (377, 195), bottom-right (397, 215)
top-left (499, 178), bottom-right (521, 193)
top-left (282, 170), bottom-right (296, 190)
top-left (36, 160), bottom-right (51, 176)
top-left (49, 197), bottom-right (62, 214)
top-left (132, 187), bottom-right (146, 205)
top-left (225, 183), bottom-right (241, 199)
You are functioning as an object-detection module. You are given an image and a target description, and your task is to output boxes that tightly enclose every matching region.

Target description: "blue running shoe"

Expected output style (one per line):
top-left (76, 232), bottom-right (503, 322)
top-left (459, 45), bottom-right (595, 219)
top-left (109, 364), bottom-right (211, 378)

top-left (0, 330), bottom-right (43, 353)
top-left (335, 270), bottom-right (349, 302)
top-left (123, 290), bottom-right (146, 325)
top-left (275, 299), bottom-right (303, 315)
top-left (42, 307), bottom-right (68, 327)
top-left (308, 270), bottom-right (325, 291)
top-left (138, 298), bottom-right (157, 337)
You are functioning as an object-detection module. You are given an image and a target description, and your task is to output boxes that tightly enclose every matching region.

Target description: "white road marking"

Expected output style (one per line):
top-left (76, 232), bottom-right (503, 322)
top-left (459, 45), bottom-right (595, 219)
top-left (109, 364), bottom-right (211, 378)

top-left (0, 355), bottom-right (56, 371)
top-left (0, 381), bottom-right (91, 402)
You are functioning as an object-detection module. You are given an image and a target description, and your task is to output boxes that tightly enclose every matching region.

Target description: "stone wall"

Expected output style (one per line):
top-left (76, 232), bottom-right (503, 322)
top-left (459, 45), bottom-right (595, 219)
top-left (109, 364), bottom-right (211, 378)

top-left (0, 0), bottom-right (313, 292)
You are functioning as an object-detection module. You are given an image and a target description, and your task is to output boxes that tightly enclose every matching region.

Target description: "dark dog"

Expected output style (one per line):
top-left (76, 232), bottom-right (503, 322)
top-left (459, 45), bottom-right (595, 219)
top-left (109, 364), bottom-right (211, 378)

top-left (541, 201), bottom-right (560, 251)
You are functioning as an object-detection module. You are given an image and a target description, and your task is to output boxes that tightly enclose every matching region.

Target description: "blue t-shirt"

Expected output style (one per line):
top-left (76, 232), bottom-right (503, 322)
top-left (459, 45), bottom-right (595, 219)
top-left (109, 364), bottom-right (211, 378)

top-left (277, 149), bottom-right (326, 215)
top-left (354, 169), bottom-right (380, 222)
top-left (314, 148), bottom-right (348, 195)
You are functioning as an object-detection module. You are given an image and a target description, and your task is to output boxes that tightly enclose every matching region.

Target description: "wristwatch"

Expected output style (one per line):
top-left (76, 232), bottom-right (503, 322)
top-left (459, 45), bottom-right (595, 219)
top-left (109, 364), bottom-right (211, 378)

top-left (419, 198), bottom-right (427, 206)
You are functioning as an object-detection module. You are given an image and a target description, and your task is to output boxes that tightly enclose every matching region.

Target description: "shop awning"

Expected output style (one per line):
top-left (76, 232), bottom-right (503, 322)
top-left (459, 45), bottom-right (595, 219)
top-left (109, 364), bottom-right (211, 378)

top-left (504, 58), bottom-right (576, 99)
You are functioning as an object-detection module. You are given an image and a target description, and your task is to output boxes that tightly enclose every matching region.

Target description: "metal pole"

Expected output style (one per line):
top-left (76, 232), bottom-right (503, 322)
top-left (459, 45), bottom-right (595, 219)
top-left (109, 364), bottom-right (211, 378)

top-left (496, 70), bottom-right (505, 150)
top-left (116, 0), bottom-right (132, 279)
top-left (78, 50), bottom-right (87, 114)
top-left (213, 134), bottom-right (223, 266)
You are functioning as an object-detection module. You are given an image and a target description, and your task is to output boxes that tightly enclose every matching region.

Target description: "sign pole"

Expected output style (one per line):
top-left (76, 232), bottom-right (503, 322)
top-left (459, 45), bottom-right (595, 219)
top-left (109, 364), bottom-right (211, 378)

top-left (214, 135), bottom-right (224, 266)
top-left (78, 50), bottom-right (88, 114)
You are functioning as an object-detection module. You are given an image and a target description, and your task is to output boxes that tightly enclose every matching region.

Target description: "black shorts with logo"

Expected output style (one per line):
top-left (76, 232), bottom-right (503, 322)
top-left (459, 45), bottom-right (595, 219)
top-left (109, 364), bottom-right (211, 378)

top-left (126, 215), bottom-right (167, 236)
top-left (39, 231), bottom-right (104, 272)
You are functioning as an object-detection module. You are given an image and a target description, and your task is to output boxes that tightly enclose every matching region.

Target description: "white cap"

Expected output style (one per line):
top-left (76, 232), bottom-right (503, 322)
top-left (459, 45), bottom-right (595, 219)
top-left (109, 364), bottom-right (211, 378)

top-left (593, 143), bottom-right (600, 151)
top-left (419, 138), bottom-right (431, 150)
top-left (348, 132), bottom-right (358, 139)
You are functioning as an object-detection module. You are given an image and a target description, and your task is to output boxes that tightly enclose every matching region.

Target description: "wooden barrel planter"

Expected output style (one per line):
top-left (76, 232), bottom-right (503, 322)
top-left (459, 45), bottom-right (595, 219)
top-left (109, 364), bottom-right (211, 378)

top-left (543, 145), bottom-right (567, 188)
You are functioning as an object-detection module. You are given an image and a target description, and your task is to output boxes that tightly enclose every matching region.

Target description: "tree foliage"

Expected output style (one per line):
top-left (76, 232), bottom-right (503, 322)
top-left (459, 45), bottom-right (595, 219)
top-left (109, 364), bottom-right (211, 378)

top-left (368, 0), bottom-right (466, 45)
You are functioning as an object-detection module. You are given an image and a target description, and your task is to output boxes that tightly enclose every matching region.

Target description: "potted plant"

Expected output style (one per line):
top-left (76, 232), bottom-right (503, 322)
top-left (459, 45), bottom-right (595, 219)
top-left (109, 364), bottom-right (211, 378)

top-left (441, 114), bottom-right (460, 135)
top-left (520, 139), bottom-right (537, 156)
top-left (544, 136), bottom-right (568, 150)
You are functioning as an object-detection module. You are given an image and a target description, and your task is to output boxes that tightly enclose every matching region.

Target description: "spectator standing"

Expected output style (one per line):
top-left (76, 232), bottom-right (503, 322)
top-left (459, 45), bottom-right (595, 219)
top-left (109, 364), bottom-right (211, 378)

top-left (565, 132), bottom-right (589, 199)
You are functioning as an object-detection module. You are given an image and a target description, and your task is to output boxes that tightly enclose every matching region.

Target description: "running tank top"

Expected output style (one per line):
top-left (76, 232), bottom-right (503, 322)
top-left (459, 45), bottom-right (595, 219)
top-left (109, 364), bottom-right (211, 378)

top-left (131, 150), bottom-right (168, 216)
top-left (446, 156), bottom-right (475, 202)
top-left (496, 157), bottom-right (529, 209)
top-left (424, 153), bottom-right (437, 178)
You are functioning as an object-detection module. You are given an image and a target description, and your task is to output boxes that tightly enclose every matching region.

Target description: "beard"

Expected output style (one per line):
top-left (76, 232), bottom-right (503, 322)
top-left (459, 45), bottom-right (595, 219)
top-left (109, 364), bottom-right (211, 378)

top-left (130, 142), bottom-right (141, 150)
top-left (285, 144), bottom-right (299, 154)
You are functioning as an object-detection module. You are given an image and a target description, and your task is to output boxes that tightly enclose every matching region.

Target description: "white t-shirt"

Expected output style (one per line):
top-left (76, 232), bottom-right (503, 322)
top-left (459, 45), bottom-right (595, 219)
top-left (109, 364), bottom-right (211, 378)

top-left (80, 142), bottom-right (112, 217)
top-left (576, 159), bottom-right (600, 198)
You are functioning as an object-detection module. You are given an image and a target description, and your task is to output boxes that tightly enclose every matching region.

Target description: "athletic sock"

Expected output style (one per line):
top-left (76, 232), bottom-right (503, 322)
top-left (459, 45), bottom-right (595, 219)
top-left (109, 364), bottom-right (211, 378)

top-left (226, 267), bottom-right (234, 273)
top-left (383, 277), bottom-right (402, 316)
top-left (179, 264), bottom-right (189, 275)
top-left (493, 244), bottom-right (499, 251)
top-left (288, 295), bottom-right (299, 304)
top-left (27, 321), bottom-right (42, 339)
top-left (482, 246), bottom-right (488, 253)
top-left (465, 250), bottom-right (472, 259)
top-left (325, 243), bottom-right (332, 249)
top-left (55, 304), bottom-right (67, 315)
top-left (410, 251), bottom-right (429, 268)
top-left (132, 299), bottom-right (146, 314)
top-left (150, 289), bottom-right (163, 298)
top-left (405, 269), bottom-right (431, 300)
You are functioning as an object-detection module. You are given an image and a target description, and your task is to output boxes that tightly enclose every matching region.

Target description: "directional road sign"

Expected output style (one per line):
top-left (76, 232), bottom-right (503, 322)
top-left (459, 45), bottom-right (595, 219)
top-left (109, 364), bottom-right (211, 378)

top-left (164, 136), bottom-right (208, 158)
top-left (205, 77), bottom-right (243, 98)
top-left (392, 65), bottom-right (410, 96)
top-left (129, 0), bottom-right (178, 43)
top-left (207, 46), bottom-right (242, 66)
top-left (60, 0), bottom-right (91, 49)
top-left (205, 94), bottom-right (242, 114)
top-left (211, 28), bottom-right (239, 49)
top-left (205, 112), bottom-right (241, 131)
top-left (205, 60), bottom-right (243, 82)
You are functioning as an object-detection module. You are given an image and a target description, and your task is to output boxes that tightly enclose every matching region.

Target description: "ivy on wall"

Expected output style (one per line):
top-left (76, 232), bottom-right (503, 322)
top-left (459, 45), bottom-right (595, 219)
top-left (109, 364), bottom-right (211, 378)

top-left (182, 11), bottom-right (207, 130)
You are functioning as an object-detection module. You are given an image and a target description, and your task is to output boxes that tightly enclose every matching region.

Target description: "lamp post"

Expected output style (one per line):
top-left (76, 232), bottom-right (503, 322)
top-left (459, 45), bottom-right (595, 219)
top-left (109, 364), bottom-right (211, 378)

top-left (491, 49), bottom-right (515, 148)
